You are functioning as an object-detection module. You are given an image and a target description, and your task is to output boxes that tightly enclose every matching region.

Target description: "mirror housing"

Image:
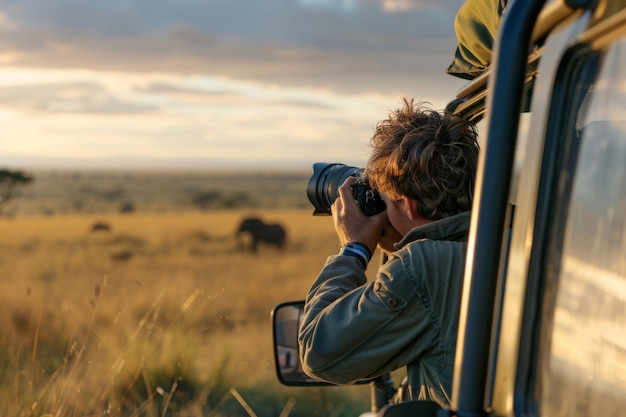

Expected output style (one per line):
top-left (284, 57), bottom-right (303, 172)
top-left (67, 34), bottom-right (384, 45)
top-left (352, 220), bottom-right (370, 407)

top-left (272, 300), bottom-right (372, 386)
top-left (271, 300), bottom-right (331, 386)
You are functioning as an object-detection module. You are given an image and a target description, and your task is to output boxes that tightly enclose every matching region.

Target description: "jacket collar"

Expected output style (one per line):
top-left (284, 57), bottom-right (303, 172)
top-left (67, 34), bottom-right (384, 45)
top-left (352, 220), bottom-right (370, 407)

top-left (395, 211), bottom-right (472, 249)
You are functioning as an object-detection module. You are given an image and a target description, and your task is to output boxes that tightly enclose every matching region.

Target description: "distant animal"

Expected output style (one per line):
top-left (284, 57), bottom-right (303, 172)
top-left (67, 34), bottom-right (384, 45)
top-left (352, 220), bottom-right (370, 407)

top-left (91, 221), bottom-right (112, 232)
top-left (236, 217), bottom-right (287, 252)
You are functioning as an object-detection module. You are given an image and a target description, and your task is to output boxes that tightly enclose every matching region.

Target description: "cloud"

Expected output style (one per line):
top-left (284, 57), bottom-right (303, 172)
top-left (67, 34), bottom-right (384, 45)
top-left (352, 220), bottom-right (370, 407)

top-left (0, 0), bottom-right (465, 94)
top-left (0, 0), bottom-right (469, 170)
top-left (0, 81), bottom-right (157, 114)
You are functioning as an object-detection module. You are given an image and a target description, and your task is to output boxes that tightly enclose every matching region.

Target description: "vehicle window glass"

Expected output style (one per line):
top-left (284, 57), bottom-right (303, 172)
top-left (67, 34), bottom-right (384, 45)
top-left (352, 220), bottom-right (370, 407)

top-left (541, 39), bottom-right (626, 416)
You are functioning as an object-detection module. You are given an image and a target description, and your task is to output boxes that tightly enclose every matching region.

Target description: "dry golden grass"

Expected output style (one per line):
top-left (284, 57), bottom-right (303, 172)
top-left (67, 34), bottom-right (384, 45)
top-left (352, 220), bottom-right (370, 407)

top-left (0, 209), bottom-right (375, 417)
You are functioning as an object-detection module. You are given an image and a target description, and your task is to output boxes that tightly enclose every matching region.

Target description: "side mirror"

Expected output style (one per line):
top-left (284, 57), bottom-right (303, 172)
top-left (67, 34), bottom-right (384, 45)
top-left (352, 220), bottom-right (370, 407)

top-left (271, 300), bottom-right (372, 387)
top-left (271, 300), bottom-right (331, 386)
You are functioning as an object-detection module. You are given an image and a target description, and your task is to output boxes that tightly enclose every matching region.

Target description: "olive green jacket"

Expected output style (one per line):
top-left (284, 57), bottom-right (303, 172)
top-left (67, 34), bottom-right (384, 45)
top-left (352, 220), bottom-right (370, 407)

top-left (299, 212), bottom-right (470, 408)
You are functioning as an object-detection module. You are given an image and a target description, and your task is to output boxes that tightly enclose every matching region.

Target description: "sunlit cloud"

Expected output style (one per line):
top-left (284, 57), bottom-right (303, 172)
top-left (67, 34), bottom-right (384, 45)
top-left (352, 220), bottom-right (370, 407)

top-left (0, 0), bottom-right (468, 170)
top-left (383, 0), bottom-right (418, 12)
top-left (0, 67), bottom-right (402, 169)
top-left (299, 0), bottom-right (357, 11)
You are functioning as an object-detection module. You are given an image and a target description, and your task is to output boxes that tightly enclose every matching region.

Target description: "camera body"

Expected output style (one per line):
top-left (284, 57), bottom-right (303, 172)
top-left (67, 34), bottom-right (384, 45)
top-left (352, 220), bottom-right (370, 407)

top-left (307, 162), bottom-right (386, 216)
top-left (350, 175), bottom-right (387, 216)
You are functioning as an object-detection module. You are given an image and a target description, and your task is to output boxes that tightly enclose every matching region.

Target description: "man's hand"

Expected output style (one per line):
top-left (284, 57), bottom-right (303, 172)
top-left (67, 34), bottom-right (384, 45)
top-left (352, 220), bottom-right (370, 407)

top-left (332, 176), bottom-right (388, 255)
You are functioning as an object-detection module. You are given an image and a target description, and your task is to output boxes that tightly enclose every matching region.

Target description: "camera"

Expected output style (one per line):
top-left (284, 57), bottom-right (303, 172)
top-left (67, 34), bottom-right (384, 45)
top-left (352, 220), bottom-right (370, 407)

top-left (306, 162), bottom-right (386, 216)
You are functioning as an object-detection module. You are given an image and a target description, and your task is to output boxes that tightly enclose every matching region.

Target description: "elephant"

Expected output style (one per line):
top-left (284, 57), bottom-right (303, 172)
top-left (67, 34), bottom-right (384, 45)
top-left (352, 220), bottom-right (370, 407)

top-left (91, 221), bottom-right (112, 232)
top-left (236, 217), bottom-right (287, 252)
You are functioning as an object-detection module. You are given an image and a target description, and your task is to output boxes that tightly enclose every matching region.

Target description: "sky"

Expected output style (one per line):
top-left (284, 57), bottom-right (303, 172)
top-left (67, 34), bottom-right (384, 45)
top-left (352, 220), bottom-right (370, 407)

top-left (0, 0), bottom-right (469, 170)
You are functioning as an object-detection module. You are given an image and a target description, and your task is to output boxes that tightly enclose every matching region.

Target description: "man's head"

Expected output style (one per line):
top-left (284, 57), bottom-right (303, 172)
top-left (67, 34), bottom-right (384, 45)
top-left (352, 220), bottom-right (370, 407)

top-left (366, 98), bottom-right (479, 221)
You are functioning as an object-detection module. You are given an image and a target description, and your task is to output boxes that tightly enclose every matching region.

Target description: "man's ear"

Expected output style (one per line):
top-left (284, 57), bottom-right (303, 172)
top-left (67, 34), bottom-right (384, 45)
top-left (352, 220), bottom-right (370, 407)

top-left (401, 196), bottom-right (420, 221)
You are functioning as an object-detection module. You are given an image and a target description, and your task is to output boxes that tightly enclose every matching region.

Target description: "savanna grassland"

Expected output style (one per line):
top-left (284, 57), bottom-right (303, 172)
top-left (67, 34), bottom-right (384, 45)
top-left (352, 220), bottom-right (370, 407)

top-left (0, 170), bottom-right (377, 417)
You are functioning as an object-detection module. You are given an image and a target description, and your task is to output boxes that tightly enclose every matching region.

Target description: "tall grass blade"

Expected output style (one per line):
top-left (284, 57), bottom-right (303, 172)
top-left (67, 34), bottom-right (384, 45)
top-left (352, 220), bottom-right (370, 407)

top-left (279, 397), bottom-right (297, 417)
top-left (230, 388), bottom-right (258, 417)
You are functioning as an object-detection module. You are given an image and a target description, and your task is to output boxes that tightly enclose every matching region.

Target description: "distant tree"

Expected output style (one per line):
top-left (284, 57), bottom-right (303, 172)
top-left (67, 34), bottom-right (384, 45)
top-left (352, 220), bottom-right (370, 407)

top-left (0, 169), bottom-right (33, 215)
top-left (119, 201), bottom-right (136, 213)
top-left (220, 192), bottom-right (252, 209)
top-left (72, 199), bottom-right (85, 212)
top-left (100, 186), bottom-right (126, 201)
top-left (192, 190), bottom-right (223, 210)
top-left (41, 206), bottom-right (55, 216)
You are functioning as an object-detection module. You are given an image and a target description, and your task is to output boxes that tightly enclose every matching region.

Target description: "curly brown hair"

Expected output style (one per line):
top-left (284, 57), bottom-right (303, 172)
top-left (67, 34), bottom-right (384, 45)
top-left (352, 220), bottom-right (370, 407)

top-left (366, 98), bottom-right (479, 221)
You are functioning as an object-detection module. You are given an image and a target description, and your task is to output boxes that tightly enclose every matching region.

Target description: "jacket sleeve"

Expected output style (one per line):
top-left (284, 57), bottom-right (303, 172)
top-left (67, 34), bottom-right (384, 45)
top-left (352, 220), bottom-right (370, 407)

top-left (298, 253), bottom-right (436, 384)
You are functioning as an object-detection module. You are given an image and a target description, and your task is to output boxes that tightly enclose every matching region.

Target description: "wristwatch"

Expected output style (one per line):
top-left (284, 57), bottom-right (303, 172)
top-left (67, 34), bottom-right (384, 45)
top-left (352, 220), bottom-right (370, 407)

top-left (339, 242), bottom-right (372, 268)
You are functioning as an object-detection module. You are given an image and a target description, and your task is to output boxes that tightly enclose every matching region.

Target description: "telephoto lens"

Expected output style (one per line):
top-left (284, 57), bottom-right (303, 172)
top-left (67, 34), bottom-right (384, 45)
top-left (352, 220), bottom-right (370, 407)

top-left (306, 162), bottom-right (386, 216)
top-left (307, 163), bottom-right (360, 215)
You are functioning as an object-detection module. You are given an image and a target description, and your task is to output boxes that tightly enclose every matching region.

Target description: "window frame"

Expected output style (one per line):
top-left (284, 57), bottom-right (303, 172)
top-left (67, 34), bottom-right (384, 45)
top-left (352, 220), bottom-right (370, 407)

top-left (514, 44), bottom-right (601, 417)
top-left (502, 12), bottom-right (626, 417)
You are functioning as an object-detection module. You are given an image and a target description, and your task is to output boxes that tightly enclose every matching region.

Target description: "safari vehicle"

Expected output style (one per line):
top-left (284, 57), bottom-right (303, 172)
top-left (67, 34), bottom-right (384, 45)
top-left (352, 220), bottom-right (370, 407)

top-left (272, 0), bottom-right (626, 416)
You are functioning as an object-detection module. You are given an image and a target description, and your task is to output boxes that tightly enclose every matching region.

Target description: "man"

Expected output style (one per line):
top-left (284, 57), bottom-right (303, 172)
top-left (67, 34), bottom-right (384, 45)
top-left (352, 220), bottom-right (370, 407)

top-left (298, 99), bottom-right (479, 408)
